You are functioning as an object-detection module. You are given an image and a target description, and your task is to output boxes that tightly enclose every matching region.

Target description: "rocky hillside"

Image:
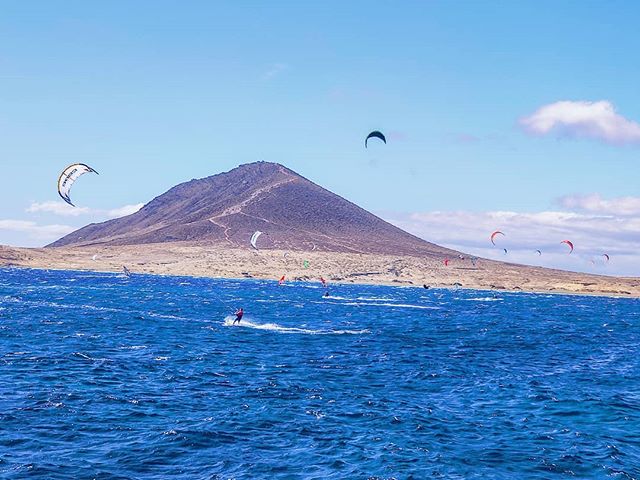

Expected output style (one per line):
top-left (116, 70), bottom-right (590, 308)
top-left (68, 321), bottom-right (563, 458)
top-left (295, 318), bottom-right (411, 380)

top-left (48, 162), bottom-right (456, 257)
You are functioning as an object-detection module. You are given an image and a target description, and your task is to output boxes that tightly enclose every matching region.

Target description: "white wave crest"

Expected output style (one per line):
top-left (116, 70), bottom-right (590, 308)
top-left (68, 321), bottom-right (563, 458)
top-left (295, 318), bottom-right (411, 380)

top-left (222, 316), bottom-right (368, 335)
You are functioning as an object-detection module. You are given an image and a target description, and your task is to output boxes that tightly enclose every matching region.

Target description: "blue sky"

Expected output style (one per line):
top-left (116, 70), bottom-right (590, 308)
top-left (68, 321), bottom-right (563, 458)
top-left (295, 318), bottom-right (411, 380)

top-left (1, 1), bottom-right (639, 275)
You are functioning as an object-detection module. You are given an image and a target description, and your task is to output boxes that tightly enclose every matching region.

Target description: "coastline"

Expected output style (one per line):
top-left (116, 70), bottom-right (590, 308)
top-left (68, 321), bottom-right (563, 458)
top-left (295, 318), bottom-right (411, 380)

top-left (1, 243), bottom-right (638, 298)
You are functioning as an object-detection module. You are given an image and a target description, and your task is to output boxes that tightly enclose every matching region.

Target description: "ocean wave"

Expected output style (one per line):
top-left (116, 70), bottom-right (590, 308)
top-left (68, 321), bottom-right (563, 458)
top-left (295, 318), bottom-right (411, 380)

top-left (320, 296), bottom-right (438, 310)
top-left (7, 298), bottom-right (191, 322)
top-left (324, 295), bottom-right (395, 302)
top-left (2, 269), bottom-right (639, 478)
top-left (332, 301), bottom-right (440, 310)
top-left (222, 316), bottom-right (368, 335)
top-left (463, 297), bottom-right (504, 302)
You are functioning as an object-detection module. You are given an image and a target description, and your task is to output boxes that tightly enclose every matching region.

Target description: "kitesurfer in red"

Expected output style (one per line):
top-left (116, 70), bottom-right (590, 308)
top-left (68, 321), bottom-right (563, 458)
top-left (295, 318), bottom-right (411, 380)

top-left (233, 308), bottom-right (244, 325)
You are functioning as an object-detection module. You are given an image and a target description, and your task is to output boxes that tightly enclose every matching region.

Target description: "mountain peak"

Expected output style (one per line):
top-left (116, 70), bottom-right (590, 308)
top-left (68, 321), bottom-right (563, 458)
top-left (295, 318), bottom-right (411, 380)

top-left (48, 162), bottom-right (454, 257)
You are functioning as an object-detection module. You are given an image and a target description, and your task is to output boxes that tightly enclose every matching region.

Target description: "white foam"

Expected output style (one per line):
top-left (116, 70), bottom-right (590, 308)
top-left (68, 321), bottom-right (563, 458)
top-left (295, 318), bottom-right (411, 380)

top-left (146, 312), bottom-right (189, 320)
top-left (222, 316), bottom-right (368, 335)
top-left (340, 302), bottom-right (440, 310)
top-left (323, 295), bottom-right (394, 302)
top-left (355, 296), bottom-right (395, 302)
top-left (320, 296), bottom-right (438, 310)
top-left (73, 352), bottom-right (94, 360)
top-left (464, 297), bottom-right (503, 302)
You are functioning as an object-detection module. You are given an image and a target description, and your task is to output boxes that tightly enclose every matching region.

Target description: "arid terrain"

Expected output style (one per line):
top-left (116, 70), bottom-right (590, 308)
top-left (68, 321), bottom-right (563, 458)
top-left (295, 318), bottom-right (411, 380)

top-left (2, 243), bottom-right (638, 297)
top-left (2, 161), bottom-right (637, 297)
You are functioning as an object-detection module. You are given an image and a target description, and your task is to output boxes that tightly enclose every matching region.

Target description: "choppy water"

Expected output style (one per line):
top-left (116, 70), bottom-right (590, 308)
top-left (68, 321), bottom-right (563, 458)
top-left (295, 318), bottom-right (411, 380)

top-left (1, 268), bottom-right (639, 479)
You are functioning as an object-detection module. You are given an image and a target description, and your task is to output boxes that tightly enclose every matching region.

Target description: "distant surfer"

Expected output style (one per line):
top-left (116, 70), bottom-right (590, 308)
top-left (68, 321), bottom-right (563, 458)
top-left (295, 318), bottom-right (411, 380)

top-left (423, 284), bottom-right (430, 290)
top-left (323, 291), bottom-right (330, 298)
top-left (233, 308), bottom-right (244, 325)
top-left (123, 266), bottom-right (131, 277)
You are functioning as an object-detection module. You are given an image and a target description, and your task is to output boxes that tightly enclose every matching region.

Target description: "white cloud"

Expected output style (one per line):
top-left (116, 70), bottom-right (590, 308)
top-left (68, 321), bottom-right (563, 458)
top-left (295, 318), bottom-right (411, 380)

top-left (520, 100), bottom-right (640, 145)
top-left (0, 220), bottom-right (75, 241)
top-left (7, 201), bottom-right (143, 246)
top-left (382, 206), bottom-right (640, 276)
top-left (107, 203), bottom-right (144, 218)
top-left (26, 201), bottom-right (90, 217)
top-left (261, 63), bottom-right (289, 81)
top-left (26, 201), bottom-right (143, 218)
top-left (558, 194), bottom-right (640, 216)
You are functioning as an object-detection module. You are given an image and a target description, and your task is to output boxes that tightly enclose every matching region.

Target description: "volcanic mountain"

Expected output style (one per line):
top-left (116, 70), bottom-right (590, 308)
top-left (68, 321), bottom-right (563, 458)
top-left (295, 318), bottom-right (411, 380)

top-left (48, 161), bottom-right (455, 257)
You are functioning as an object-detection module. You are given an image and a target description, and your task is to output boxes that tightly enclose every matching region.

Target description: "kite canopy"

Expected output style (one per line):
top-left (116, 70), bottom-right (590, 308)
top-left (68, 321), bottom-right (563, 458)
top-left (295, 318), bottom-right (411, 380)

top-left (490, 230), bottom-right (505, 245)
top-left (603, 253), bottom-right (610, 262)
top-left (561, 240), bottom-right (574, 253)
top-left (365, 130), bottom-right (386, 148)
top-left (503, 248), bottom-right (508, 255)
top-left (57, 163), bottom-right (98, 206)
top-left (250, 231), bottom-right (263, 250)
top-left (536, 250), bottom-right (542, 256)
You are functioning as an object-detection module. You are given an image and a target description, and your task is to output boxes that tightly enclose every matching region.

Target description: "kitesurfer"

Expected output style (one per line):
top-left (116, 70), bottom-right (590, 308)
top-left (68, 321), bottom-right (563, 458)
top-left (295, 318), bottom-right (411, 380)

top-left (233, 308), bottom-right (244, 325)
top-left (323, 291), bottom-right (330, 298)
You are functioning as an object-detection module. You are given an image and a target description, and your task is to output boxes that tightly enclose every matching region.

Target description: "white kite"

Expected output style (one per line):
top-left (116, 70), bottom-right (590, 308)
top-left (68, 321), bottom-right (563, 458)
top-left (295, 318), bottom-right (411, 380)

top-left (58, 163), bottom-right (98, 206)
top-left (250, 231), bottom-right (263, 250)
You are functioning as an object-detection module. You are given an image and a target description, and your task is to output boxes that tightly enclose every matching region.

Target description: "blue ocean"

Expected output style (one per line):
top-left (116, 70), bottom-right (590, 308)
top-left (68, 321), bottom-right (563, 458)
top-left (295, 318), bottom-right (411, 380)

top-left (1, 267), bottom-right (639, 479)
